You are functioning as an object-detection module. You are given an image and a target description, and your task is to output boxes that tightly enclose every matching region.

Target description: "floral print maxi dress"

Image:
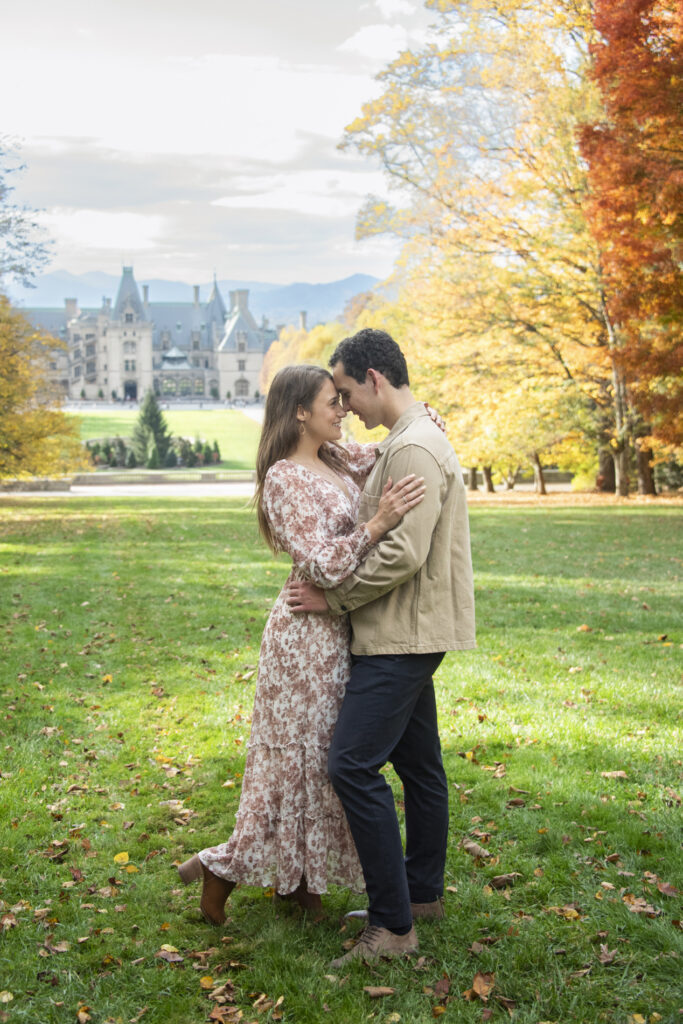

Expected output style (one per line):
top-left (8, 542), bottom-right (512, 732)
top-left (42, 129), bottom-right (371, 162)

top-left (200, 444), bottom-right (376, 895)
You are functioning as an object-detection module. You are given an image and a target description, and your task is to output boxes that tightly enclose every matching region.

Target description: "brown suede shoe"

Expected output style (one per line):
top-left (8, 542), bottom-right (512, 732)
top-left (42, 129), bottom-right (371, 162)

top-left (330, 925), bottom-right (418, 967)
top-left (199, 863), bottom-right (235, 925)
top-left (410, 897), bottom-right (445, 920)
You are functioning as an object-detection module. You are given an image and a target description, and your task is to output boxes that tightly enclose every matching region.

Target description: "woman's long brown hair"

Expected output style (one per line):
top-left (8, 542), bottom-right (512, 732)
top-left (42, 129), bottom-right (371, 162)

top-left (254, 364), bottom-right (349, 552)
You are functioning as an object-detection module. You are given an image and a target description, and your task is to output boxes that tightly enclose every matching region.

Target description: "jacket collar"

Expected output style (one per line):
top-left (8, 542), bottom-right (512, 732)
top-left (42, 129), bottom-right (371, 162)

top-left (376, 402), bottom-right (428, 455)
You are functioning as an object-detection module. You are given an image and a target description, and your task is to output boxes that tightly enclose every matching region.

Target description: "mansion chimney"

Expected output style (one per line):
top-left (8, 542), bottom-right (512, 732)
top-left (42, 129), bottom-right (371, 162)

top-left (229, 289), bottom-right (249, 314)
top-left (64, 298), bottom-right (79, 320)
top-left (193, 285), bottom-right (200, 306)
top-left (299, 310), bottom-right (307, 331)
top-left (142, 285), bottom-right (149, 306)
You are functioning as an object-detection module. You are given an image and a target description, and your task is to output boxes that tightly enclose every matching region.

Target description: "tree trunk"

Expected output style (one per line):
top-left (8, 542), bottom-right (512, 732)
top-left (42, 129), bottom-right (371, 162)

top-left (614, 446), bottom-right (630, 496)
top-left (504, 472), bottom-right (516, 490)
top-left (636, 446), bottom-right (656, 495)
top-left (483, 466), bottom-right (495, 492)
top-left (597, 447), bottom-right (616, 492)
top-left (532, 452), bottom-right (547, 495)
top-left (468, 467), bottom-right (479, 491)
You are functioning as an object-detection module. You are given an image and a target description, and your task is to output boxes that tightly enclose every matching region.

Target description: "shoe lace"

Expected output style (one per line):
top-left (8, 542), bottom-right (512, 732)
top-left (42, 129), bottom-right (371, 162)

top-left (358, 925), bottom-right (385, 951)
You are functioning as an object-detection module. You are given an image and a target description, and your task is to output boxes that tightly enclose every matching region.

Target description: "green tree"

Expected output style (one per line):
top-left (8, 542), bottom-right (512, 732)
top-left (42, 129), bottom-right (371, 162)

top-left (133, 390), bottom-right (172, 463)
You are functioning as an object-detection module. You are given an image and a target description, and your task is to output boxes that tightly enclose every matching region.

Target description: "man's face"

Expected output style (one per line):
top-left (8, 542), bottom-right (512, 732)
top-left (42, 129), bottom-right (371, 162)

top-left (332, 362), bottom-right (383, 430)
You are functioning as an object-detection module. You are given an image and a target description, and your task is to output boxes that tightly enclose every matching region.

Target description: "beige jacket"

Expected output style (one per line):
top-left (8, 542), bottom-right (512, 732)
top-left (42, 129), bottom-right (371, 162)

top-left (326, 403), bottom-right (476, 655)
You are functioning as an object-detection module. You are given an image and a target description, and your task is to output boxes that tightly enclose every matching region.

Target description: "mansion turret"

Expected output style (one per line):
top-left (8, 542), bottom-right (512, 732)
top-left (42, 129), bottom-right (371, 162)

top-left (27, 267), bottom-right (277, 402)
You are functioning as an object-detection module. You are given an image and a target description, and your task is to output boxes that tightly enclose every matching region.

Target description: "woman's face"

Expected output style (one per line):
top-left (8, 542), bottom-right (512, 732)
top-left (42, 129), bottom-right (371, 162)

top-left (298, 377), bottom-right (346, 443)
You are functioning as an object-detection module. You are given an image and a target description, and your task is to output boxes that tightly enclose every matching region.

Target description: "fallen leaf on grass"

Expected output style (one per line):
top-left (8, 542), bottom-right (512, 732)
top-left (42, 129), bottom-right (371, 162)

top-left (462, 972), bottom-right (494, 1003)
top-left (461, 839), bottom-right (491, 859)
top-left (433, 975), bottom-right (450, 998)
top-left (601, 770), bottom-right (628, 780)
top-left (0, 994), bottom-right (13, 1005)
top-left (208, 1009), bottom-right (242, 1023)
top-left (113, 851), bottom-right (129, 864)
top-left (506, 798), bottom-right (526, 808)
top-left (363, 987), bottom-right (395, 998)
top-left (656, 881), bottom-right (678, 897)
top-left (0, 914), bottom-right (17, 931)
top-left (598, 944), bottom-right (617, 964)
top-left (495, 995), bottom-right (517, 1016)
top-left (622, 894), bottom-right (661, 917)
top-left (490, 873), bottom-right (522, 889)
top-left (155, 944), bottom-right (184, 963)
top-left (76, 1006), bottom-right (91, 1023)
top-left (546, 904), bottom-right (582, 920)
top-left (200, 976), bottom-right (214, 990)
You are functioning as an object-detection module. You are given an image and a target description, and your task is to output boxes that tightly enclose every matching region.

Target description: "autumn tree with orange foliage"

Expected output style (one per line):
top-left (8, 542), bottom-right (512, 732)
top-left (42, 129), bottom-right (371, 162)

top-left (579, 0), bottom-right (683, 488)
top-left (341, 0), bottom-right (677, 493)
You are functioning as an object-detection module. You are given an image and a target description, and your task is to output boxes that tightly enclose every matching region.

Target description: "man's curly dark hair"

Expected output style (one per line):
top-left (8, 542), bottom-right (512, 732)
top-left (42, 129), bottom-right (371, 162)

top-left (329, 328), bottom-right (410, 388)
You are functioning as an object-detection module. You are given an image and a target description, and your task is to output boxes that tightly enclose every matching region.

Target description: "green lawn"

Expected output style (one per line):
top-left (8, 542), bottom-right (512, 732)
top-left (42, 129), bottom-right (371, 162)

top-left (72, 409), bottom-right (261, 471)
top-left (0, 499), bottom-right (681, 1024)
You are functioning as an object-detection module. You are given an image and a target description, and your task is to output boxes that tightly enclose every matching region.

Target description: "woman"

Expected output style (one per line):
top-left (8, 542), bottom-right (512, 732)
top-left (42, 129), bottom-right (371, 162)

top-left (177, 365), bottom-right (425, 924)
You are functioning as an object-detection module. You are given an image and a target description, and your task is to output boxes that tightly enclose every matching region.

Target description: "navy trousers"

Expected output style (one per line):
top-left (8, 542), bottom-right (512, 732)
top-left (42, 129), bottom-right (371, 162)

top-left (328, 651), bottom-right (448, 932)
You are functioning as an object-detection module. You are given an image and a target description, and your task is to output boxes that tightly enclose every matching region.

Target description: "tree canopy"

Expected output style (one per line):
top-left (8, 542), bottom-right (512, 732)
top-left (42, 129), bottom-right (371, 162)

top-left (0, 296), bottom-right (83, 479)
top-left (1, 138), bottom-right (50, 289)
top-left (336, 0), bottom-right (682, 492)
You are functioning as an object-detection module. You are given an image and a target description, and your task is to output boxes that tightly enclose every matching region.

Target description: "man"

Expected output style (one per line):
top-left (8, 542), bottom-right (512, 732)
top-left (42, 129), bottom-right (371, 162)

top-left (287, 328), bottom-right (475, 966)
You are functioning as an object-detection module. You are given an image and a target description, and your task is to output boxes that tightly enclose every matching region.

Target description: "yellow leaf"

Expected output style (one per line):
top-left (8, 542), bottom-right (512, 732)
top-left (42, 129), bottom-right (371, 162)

top-left (199, 976), bottom-right (214, 989)
top-left (0, 992), bottom-right (14, 1004)
top-left (125, 864), bottom-right (139, 873)
top-left (113, 852), bottom-right (129, 864)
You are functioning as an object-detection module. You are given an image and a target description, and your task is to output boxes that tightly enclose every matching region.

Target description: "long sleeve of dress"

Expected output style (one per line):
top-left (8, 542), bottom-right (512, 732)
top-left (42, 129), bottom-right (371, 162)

top-left (263, 462), bottom-right (374, 588)
top-left (339, 441), bottom-right (378, 488)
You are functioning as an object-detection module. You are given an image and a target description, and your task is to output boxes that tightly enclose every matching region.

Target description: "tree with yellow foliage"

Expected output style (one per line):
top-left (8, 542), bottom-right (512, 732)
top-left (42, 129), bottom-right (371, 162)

top-left (260, 321), bottom-right (350, 393)
top-left (0, 296), bottom-right (83, 479)
top-left (342, 0), bottom-right (660, 493)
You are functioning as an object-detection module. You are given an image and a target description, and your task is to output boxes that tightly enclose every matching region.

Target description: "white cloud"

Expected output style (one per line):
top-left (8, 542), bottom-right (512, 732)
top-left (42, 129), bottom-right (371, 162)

top-left (0, 49), bottom-right (377, 162)
top-left (374, 0), bottom-right (415, 16)
top-left (39, 209), bottom-right (165, 252)
top-left (338, 23), bottom-right (411, 60)
top-left (212, 168), bottom-right (389, 218)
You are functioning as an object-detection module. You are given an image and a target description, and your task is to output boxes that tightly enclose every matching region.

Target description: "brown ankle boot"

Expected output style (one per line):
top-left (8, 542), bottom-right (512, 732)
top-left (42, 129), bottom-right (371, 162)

top-left (199, 862), bottom-right (235, 925)
top-left (289, 876), bottom-right (323, 914)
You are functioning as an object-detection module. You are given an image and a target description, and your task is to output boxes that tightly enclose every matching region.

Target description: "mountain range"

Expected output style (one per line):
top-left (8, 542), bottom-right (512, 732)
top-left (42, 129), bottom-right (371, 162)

top-left (9, 270), bottom-right (380, 327)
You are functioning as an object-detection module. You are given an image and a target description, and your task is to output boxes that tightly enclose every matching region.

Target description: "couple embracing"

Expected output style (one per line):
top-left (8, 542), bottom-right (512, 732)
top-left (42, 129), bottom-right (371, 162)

top-left (178, 328), bottom-right (476, 967)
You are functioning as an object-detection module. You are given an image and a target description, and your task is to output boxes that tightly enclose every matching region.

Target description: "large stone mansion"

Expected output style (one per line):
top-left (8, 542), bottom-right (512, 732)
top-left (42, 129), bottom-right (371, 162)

top-left (27, 266), bottom-right (278, 402)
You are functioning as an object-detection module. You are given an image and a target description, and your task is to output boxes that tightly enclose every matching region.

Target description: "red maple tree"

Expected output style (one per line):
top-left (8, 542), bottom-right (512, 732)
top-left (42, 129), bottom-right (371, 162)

top-left (579, 0), bottom-right (683, 448)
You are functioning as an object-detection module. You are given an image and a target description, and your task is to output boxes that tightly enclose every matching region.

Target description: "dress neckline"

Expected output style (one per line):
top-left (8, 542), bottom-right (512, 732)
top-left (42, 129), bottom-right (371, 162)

top-left (286, 459), bottom-right (352, 501)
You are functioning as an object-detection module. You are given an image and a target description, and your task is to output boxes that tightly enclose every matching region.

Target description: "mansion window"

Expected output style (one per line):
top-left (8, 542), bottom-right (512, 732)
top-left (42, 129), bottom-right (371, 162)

top-left (73, 365), bottom-right (82, 379)
top-left (86, 360), bottom-right (97, 378)
top-left (235, 378), bottom-right (249, 398)
top-left (85, 342), bottom-right (96, 358)
top-left (179, 378), bottom-right (192, 396)
top-left (194, 378), bottom-right (204, 395)
top-left (73, 348), bottom-right (82, 362)
top-left (237, 331), bottom-right (247, 352)
top-left (124, 359), bottom-right (136, 372)
top-left (125, 313), bottom-right (134, 323)
top-left (237, 360), bottom-right (246, 372)
top-left (163, 379), bottom-right (177, 396)
top-left (123, 341), bottom-right (137, 354)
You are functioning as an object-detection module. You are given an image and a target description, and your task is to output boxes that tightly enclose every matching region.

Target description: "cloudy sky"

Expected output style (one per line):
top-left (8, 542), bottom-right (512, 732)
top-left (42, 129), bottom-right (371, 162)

top-left (2, 0), bottom-right (433, 285)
